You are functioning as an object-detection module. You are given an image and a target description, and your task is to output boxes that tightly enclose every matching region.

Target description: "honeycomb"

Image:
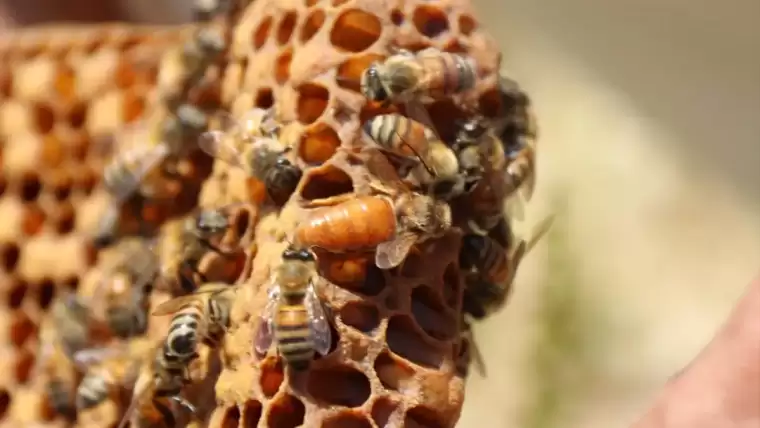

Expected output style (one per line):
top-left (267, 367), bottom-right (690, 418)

top-left (0, 0), bottom-right (521, 426)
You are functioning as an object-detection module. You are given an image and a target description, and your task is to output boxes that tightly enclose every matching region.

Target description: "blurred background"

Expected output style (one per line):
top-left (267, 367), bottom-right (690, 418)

top-left (1, 1), bottom-right (758, 427)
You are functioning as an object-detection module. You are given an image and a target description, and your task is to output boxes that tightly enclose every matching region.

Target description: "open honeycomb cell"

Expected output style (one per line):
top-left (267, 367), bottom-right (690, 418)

top-left (0, 0), bottom-right (518, 424)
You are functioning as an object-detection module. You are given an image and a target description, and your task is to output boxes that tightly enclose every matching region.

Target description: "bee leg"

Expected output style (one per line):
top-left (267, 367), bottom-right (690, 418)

top-left (151, 396), bottom-right (176, 427)
top-left (169, 395), bottom-right (197, 415)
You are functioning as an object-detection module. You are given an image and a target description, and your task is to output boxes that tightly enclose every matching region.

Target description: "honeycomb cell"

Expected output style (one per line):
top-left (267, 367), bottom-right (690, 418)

top-left (0, 242), bottom-right (20, 272)
top-left (20, 172), bottom-right (42, 202)
top-left (274, 48), bottom-right (293, 84)
top-left (253, 16), bottom-right (274, 50)
top-left (0, 389), bottom-right (9, 419)
top-left (299, 123), bottom-right (342, 164)
top-left (299, 164), bottom-right (353, 201)
top-left (122, 90), bottom-right (146, 123)
top-left (267, 394), bottom-right (304, 428)
top-left (67, 132), bottom-right (90, 162)
top-left (0, 69), bottom-right (12, 97)
top-left (32, 102), bottom-right (55, 133)
top-left (413, 5), bottom-right (450, 39)
top-left (277, 11), bottom-right (298, 45)
top-left (304, 0), bottom-right (319, 5)
top-left (63, 275), bottom-right (80, 291)
top-left (339, 300), bottom-right (380, 333)
top-left (330, 9), bottom-right (382, 53)
top-left (458, 14), bottom-right (477, 35)
top-left (54, 201), bottom-right (76, 234)
top-left (335, 53), bottom-right (384, 93)
top-left (23, 203), bottom-right (47, 236)
top-left (54, 63), bottom-right (76, 100)
top-left (411, 285), bottom-right (456, 341)
top-left (255, 87), bottom-right (274, 109)
top-left (296, 83), bottom-right (329, 124)
top-left (7, 278), bottom-right (28, 309)
top-left (322, 412), bottom-right (372, 428)
top-left (73, 165), bottom-right (97, 195)
top-left (391, 9), bottom-right (405, 26)
top-left (332, 0), bottom-right (349, 6)
top-left (259, 357), bottom-right (284, 398)
top-left (374, 352), bottom-right (415, 392)
top-left (221, 405), bottom-right (240, 428)
top-left (307, 365), bottom-right (370, 407)
top-left (320, 253), bottom-right (372, 291)
top-left (15, 348), bottom-right (35, 383)
top-left (362, 263), bottom-right (386, 296)
top-left (0, 176), bottom-right (6, 197)
top-left (48, 171), bottom-right (73, 201)
top-left (41, 134), bottom-right (65, 168)
top-left (243, 400), bottom-right (262, 428)
top-left (386, 315), bottom-right (444, 369)
top-left (37, 278), bottom-right (56, 309)
top-left (371, 397), bottom-right (399, 427)
top-left (405, 405), bottom-right (445, 428)
top-left (300, 9), bottom-right (326, 43)
top-left (10, 310), bottom-right (37, 348)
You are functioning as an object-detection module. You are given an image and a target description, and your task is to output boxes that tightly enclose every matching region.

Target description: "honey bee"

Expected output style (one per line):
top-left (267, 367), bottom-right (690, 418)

top-left (157, 207), bottom-right (238, 293)
top-left (151, 283), bottom-right (235, 368)
top-left (363, 114), bottom-right (478, 199)
top-left (73, 340), bottom-right (150, 411)
top-left (94, 238), bottom-right (158, 338)
top-left (162, 28), bottom-right (225, 110)
top-left (198, 108), bottom-right (301, 205)
top-left (93, 104), bottom-right (210, 247)
top-left (497, 76), bottom-right (537, 220)
top-left (36, 295), bottom-right (98, 419)
top-left (193, 0), bottom-right (229, 22)
top-left (116, 344), bottom-right (197, 428)
top-left (254, 247), bottom-right (332, 371)
top-left (361, 47), bottom-right (477, 106)
top-left (296, 149), bottom-right (452, 270)
top-left (461, 216), bottom-right (553, 319)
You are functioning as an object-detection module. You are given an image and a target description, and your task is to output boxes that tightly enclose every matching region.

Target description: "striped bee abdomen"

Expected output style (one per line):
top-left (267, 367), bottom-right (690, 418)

top-left (274, 304), bottom-right (314, 371)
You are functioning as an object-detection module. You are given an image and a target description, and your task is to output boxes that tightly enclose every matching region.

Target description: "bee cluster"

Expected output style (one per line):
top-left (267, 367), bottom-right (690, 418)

top-left (0, 0), bottom-right (550, 427)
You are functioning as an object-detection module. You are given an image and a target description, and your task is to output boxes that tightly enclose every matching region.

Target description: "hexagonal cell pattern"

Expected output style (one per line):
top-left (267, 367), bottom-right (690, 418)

top-left (0, 0), bottom-right (537, 425)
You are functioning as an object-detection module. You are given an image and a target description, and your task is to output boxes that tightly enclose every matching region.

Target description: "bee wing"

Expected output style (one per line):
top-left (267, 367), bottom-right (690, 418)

top-left (253, 285), bottom-right (279, 355)
top-left (404, 99), bottom-right (443, 143)
top-left (358, 147), bottom-right (409, 195)
top-left (305, 284), bottom-right (332, 356)
top-left (524, 215), bottom-right (554, 254)
top-left (375, 231), bottom-right (418, 270)
top-left (116, 375), bottom-right (155, 428)
top-left (71, 345), bottom-right (127, 371)
top-left (198, 112), bottom-right (247, 169)
top-left (109, 143), bottom-right (171, 204)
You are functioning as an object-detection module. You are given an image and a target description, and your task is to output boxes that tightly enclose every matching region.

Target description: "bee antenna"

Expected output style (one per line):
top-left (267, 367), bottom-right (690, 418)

top-left (395, 131), bottom-right (436, 177)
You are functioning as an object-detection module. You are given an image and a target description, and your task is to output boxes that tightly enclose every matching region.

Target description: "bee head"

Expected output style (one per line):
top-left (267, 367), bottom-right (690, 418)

top-left (196, 210), bottom-right (229, 235)
top-left (361, 65), bottom-right (389, 102)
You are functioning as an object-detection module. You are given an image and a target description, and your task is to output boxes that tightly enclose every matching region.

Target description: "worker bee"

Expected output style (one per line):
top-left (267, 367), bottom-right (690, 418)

top-left (254, 247), bottom-right (332, 371)
top-left (94, 238), bottom-right (158, 338)
top-left (296, 149), bottom-right (452, 270)
top-left (363, 114), bottom-right (480, 199)
top-left (198, 108), bottom-right (301, 205)
top-left (72, 340), bottom-right (150, 411)
top-left (92, 104), bottom-right (210, 248)
top-left (360, 47), bottom-right (477, 106)
top-left (157, 206), bottom-right (240, 294)
top-left (116, 344), bottom-right (197, 428)
top-left (151, 283), bottom-right (235, 370)
top-left (193, 0), bottom-right (229, 22)
top-left (461, 215), bottom-right (553, 319)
